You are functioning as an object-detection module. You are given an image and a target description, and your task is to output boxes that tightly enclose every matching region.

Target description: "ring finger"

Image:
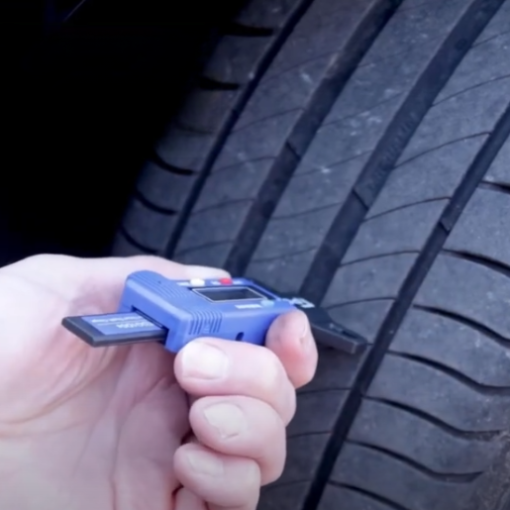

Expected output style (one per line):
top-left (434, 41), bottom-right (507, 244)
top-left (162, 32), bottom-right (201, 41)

top-left (189, 395), bottom-right (286, 484)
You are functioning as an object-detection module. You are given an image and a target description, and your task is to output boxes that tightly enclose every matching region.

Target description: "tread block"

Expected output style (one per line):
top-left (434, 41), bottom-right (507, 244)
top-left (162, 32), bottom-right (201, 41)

top-left (288, 390), bottom-right (348, 436)
top-left (277, 433), bottom-right (329, 485)
top-left (212, 110), bottom-right (301, 171)
top-left (251, 206), bottom-right (337, 260)
top-left (415, 254), bottom-right (510, 339)
top-left (318, 484), bottom-right (400, 510)
top-left (273, 153), bottom-right (367, 217)
top-left (397, 76), bottom-right (510, 165)
top-left (322, 253), bottom-right (418, 307)
top-left (137, 162), bottom-right (197, 211)
top-left (435, 31), bottom-right (510, 104)
top-left (176, 201), bottom-right (253, 252)
top-left (367, 354), bottom-right (510, 432)
top-left (445, 188), bottom-right (510, 269)
top-left (122, 198), bottom-right (177, 253)
top-left (259, 482), bottom-right (311, 510)
top-left (297, 95), bottom-right (400, 175)
top-left (203, 36), bottom-right (273, 85)
top-left (343, 200), bottom-right (447, 263)
top-left (367, 135), bottom-right (486, 218)
top-left (485, 137), bottom-right (510, 187)
top-left (245, 250), bottom-right (318, 294)
top-left (111, 232), bottom-right (149, 256)
top-left (303, 345), bottom-right (369, 392)
top-left (173, 242), bottom-right (233, 268)
top-left (326, 0), bottom-right (467, 123)
top-left (235, 0), bottom-right (304, 29)
top-left (234, 55), bottom-right (333, 131)
top-left (350, 399), bottom-right (499, 473)
top-left (328, 299), bottom-right (394, 343)
top-left (265, 0), bottom-right (376, 79)
top-left (194, 159), bottom-right (273, 211)
top-left (392, 309), bottom-right (510, 387)
top-left (176, 88), bottom-right (239, 135)
top-left (332, 442), bottom-right (471, 510)
top-left (155, 125), bottom-right (214, 172)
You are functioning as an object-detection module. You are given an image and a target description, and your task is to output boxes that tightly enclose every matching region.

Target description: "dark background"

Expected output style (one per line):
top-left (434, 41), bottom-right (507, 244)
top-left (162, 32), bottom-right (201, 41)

top-left (0, 0), bottom-right (242, 266)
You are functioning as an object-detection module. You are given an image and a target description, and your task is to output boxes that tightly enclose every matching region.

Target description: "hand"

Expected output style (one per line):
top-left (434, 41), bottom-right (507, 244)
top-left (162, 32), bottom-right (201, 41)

top-left (0, 254), bottom-right (318, 510)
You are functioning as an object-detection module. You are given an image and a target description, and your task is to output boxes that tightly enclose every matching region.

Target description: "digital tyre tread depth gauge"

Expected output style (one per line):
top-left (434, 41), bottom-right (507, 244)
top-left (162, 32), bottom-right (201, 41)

top-left (62, 271), bottom-right (367, 355)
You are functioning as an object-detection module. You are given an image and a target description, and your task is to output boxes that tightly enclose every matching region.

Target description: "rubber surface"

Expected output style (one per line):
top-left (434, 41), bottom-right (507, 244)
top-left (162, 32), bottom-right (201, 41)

top-left (112, 0), bottom-right (510, 509)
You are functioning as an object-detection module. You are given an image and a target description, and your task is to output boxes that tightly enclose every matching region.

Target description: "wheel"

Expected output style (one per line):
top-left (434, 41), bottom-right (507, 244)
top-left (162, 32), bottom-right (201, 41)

top-left (112, 0), bottom-right (510, 509)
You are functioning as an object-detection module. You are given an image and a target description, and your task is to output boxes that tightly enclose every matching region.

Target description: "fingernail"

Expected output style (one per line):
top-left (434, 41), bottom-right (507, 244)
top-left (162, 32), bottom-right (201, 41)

top-left (182, 342), bottom-right (228, 379)
top-left (186, 265), bottom-right (230, 279)
top-left (299, 313), bottom-right (311, 349)
top-left (203, 403), bottom-right (247, 439)
top-left (186, 449), bottom-right (224, 476)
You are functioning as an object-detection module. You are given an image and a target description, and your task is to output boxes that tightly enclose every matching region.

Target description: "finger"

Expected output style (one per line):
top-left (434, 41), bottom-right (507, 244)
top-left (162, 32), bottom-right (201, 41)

top-left (3, 254), bottom-right (229, 312)
top-left (175, 339), bottom-right (296, 424)
top-left (189, 395), bottom-right (286, 484)
top-left (265, 310), bottom-right (318, 389)
top-left (174, 487), bottom-right (207, 510)
top-left (174, 443), bottom-right (260, 510)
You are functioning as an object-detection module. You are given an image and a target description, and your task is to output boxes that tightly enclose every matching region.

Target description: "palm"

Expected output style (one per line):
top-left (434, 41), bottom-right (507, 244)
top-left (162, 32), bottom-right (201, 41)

top-left (0, 271), bottom-right (189, 510)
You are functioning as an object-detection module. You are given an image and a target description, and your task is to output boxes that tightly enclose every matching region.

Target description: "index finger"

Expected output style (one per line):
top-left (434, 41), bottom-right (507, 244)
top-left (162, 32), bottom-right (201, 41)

top-left (2, 254), bottom-right (230, 313)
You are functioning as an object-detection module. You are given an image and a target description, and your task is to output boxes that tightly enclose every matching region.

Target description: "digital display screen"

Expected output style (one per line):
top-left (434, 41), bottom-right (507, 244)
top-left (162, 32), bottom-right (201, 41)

top-left (194, 286), bottom-right (267, 302)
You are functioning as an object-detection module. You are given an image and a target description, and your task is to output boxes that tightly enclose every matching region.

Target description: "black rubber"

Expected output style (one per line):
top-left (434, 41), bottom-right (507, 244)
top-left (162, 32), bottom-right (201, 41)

top-left (112, 0), bottom-right (510, 509)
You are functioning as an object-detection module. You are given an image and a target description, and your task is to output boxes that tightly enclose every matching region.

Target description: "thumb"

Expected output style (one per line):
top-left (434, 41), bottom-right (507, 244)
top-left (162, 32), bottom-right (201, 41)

top-left (264, 310), bottom-right (318, 389)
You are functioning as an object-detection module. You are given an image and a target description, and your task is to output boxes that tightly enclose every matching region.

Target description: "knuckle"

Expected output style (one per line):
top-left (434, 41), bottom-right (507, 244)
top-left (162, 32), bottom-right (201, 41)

top-left (259, 349), bottom-right (285, 394)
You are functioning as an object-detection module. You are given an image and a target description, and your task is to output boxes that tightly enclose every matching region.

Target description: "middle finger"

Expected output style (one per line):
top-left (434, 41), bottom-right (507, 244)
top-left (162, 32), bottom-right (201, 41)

top-left (174, 339), bottom-right (296, 424)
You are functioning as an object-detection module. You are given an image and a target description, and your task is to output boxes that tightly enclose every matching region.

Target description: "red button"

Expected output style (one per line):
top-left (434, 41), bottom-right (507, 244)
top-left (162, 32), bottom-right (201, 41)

top-left (219, 278), bottom-right (233, 285)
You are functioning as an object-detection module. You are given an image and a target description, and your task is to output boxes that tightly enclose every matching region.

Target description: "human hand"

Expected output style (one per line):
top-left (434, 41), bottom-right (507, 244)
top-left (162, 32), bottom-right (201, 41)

top-left (0, 254), bottom-right (318, 510)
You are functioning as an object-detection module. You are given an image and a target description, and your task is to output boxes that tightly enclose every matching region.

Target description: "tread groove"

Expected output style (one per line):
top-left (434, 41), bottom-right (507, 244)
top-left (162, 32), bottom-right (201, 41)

top-left (365, 197), bottom-right (449, 222)
top-left (192, 197), bottom-right (253, 215)
top-left (301, 5), bottom-right (510, 506)
top-left (174, 239), bottom-right (233, 257)
top-left (346, 440), bottom-right (483, 482)
top-left (134, 190), bottom-right (178, 216)
top-left (300, 2), bottom-right (501, 305)
top-left (231, 107), bottom-right (304, 134)
top-left (224, 0), bottom-right (406, 275)
top-left (251, 246), bottom-right (315, 264)
top-left (149, 151), bottom-right (195, 176)
top-left (479, 180), bottom-right (510, 196)
top-left (163, 0), bottom-right (318, 259)
top-left (364, 397), bottom-right (502, 439)
top-left (320, 92), bottom-right (404, 128)
top-left (328, 483), bottom-right (410, 510)
top-left (393, 133), bottom-right (491, 172)
top-left (386, 351), bottom-right (510, 394)
top-left (442, 249), bottom-right (510, 279)
top-left (472, 27), bottom-right (510, 47)
top-left (118, 227), bottom-right (157, 254)
top-left (212, 156), bottom-right (275, 175)
top-left (325, 296), bottom-right (395, 310)
top-left (223, 21), bottom-right (275, 37)
top-left (433, 73), bottom-right (510, 108)
top-left (412, 304), bottom-right (510, 345)
top-left (198, 76), bottom-right (241, 91)
top-left (340, 250), bottom-right (421, 269)
top-left (297, 150), bottom-right (373, 178)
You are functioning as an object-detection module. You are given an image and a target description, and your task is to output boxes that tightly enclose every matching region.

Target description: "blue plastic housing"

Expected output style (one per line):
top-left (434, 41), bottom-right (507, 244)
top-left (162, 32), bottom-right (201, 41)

top-left (117, 271), bottom-right (296, 352)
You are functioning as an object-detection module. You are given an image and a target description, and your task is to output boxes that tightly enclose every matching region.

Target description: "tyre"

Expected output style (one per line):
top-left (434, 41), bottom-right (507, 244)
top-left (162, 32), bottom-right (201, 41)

top-left (112, 0), bottom-right (510, 509)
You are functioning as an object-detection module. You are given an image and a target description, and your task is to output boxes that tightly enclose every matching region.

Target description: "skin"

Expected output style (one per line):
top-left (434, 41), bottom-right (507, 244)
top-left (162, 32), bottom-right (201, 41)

top-left (0, 254), bottom-right (318, 510)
